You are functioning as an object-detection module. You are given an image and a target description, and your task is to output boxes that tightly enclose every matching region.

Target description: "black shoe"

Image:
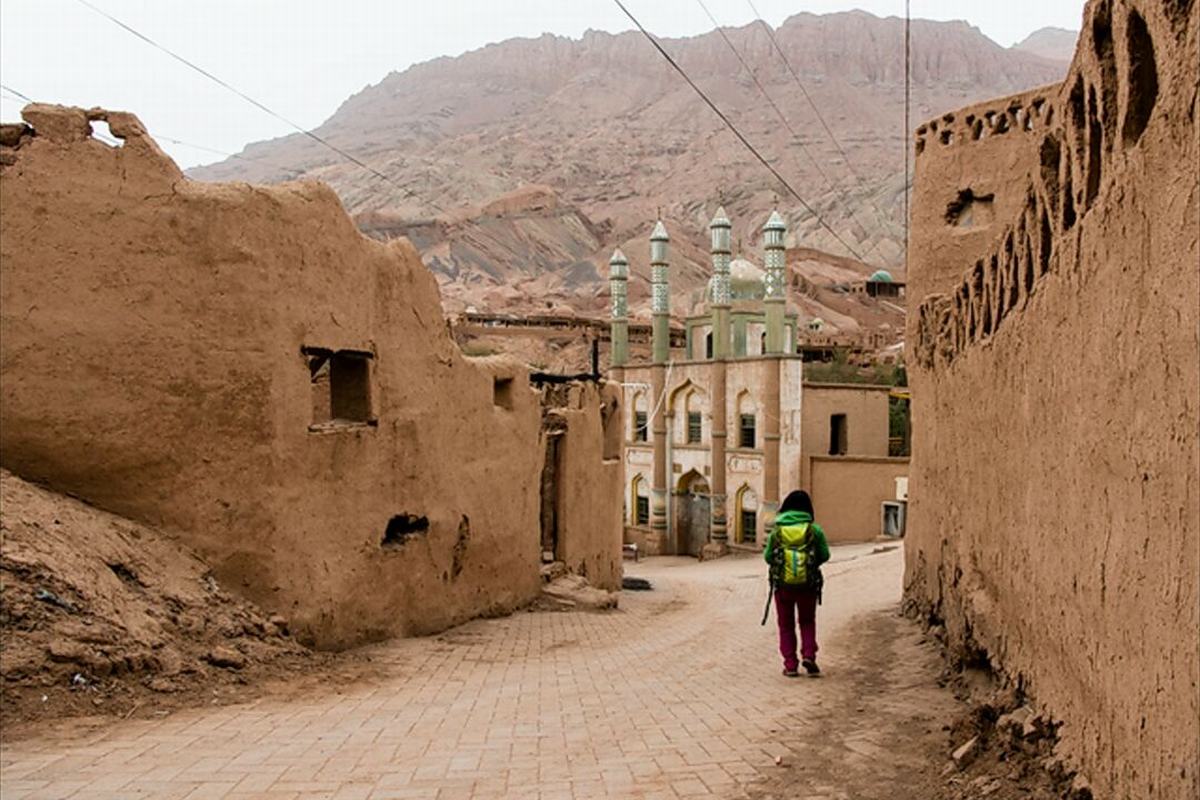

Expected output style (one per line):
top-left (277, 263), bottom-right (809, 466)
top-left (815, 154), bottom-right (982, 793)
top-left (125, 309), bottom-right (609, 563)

top-left (802, 658), bottom-right (820, 675)
top-left (783, 668), bottom-right (800, 678)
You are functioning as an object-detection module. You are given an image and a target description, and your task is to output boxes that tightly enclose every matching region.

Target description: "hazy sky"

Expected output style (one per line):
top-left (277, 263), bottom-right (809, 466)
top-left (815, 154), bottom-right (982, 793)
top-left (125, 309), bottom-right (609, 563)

top-left (1, 0), bottom-right (1085, 169)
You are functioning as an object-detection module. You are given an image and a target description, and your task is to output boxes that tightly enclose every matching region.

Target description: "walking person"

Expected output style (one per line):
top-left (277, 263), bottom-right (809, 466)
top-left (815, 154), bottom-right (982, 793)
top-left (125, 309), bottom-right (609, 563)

top-left (763, 490), bottom-right (830, 677)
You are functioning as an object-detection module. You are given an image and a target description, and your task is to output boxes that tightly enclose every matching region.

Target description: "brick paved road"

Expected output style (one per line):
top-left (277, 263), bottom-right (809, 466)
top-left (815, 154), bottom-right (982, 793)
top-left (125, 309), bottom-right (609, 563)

top-left (1, 545), bottom-right (930, 800)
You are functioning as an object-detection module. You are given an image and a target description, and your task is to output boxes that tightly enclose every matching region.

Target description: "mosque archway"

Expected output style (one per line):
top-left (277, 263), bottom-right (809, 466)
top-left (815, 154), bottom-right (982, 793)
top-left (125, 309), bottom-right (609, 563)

top-left (675, 469), bottom-right (710, 557)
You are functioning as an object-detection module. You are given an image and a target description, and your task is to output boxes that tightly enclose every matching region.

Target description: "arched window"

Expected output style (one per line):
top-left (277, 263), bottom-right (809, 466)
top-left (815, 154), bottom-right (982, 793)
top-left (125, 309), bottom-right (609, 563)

top-left (669, 381), bottom-right (706, 446)
top-left (736, 485), bottom-right (759, 544)
top-left (684, 389), bottom-right (704, 444)
top-left (632, 391), bottom-right (648, 443)
top-left (631, 474), bottom-right (650, 526)
top-left (736, 390), bottom-right (757, 449)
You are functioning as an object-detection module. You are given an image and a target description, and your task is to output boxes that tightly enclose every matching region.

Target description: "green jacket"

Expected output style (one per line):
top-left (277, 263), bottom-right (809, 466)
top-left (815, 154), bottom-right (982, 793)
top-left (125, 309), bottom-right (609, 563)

top-left (763, 510), bottom-right (831, 566)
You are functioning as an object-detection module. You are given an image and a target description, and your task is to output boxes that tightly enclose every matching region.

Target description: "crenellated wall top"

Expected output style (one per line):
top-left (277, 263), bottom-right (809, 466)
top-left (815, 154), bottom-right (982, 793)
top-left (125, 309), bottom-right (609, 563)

top-left (914, 84), bottom-right (1060, 158)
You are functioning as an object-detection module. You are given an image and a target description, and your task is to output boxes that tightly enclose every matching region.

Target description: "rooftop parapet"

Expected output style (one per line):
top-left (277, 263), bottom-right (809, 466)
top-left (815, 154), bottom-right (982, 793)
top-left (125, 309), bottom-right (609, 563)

top-left (914, 84), bottom-right (1061, 158)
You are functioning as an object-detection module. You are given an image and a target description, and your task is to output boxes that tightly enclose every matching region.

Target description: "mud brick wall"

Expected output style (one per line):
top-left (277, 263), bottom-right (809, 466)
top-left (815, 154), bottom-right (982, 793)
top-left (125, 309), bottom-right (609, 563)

top-left (0, 105), bottom-right (614, 649)
top-left (904, 2), bottom-right (1198, 798)
top-left (543, 381), bottom-right (625, 591)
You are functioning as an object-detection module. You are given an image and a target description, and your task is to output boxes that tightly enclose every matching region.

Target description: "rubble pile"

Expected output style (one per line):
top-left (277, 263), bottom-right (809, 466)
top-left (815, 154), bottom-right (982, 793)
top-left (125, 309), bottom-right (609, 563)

top-left (537, 562), bottom-right (618, 610)
top-left (938, 689), bottom-right (1098, 800)
top-left (0, 470), bottom-right (307, 724)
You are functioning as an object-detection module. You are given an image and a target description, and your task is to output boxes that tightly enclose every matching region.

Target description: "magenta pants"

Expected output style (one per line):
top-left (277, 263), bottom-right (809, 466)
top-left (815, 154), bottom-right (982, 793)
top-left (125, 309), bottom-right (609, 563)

top-left (774, 585), bottom-right (819, 670)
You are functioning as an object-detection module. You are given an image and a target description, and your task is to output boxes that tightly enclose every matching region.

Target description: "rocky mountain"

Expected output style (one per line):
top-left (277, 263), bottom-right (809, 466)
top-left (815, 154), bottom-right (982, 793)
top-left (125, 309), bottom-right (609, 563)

top-left (189, 11), bottom-right (1067, 319)
top-left (1012, 27), bottom-right (1081, 65)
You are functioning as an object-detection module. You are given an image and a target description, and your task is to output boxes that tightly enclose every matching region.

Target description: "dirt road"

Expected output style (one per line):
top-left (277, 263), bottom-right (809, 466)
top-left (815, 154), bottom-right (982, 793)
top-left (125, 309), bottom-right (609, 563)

top-left (1, 545), bottom-right (964, 799)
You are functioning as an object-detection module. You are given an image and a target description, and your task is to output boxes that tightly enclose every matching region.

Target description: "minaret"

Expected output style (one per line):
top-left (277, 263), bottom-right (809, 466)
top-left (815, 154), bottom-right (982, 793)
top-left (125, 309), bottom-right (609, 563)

top-left (708, 207), bottom-right (732, 550)
top-left (761, 210), bottom-right (787, 532)
top-left (763, 210), bottom-right (787, 355)
top-left (649, 221), bottom-right (670, 550)
top-left (608, 249), bottom-right (629, 370)
top-left (650, 221), bottom-right (671, 364)
top-left (709, 207), bottom-right (733, 357)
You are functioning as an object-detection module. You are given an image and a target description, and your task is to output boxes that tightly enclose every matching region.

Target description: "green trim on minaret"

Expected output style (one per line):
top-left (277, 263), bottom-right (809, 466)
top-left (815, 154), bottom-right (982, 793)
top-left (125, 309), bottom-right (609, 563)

top-left (608, 249), bottom-right (629, 368)
top-left (650, 221), bottom-right (670, 365)
top-left (762, 210), bottom-right (787, 355)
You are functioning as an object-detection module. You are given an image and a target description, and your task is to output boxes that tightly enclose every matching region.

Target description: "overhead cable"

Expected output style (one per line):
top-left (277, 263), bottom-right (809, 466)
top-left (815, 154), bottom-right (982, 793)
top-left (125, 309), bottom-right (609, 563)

top-left (0, 83), bottom-right (34, 103)
top-left (611, 0), bottom-right (867, 263)
top-left (2, 83), bottom-right (306, 177)
top-left (744, 0), bottom-right (901, 236)
top-left (74, 0), bottom-right (440, 211)
top-left (693, 0), bottom-right (890, 256)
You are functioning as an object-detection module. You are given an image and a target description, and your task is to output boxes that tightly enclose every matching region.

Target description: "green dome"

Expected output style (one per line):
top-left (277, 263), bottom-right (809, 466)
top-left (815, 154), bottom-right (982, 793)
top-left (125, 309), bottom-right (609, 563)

top-left (868, 269), bottom-right (894, 283)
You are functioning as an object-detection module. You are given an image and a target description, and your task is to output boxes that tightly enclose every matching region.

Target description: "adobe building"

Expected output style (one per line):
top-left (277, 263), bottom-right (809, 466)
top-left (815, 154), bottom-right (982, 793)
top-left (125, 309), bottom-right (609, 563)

top-left (0, 104), bottom-right (623, 650)
top-left (800, 382), bottom-right (908, 541)
top-left (611, 209), bottom-right (907, 556)
top-left (905, 2), bottom-right (1197, 798)
top-left (850, 269), bottom-right (906, 299)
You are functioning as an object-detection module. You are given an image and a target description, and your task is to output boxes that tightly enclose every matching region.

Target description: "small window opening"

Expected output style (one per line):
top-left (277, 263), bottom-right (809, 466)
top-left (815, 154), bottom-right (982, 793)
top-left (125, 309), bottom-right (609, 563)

top-left (705, 332), bottom-right (714, 359)
top-left (945, 189), bottom-right (995, 227)
top-left (634, 411), bottom-right (648, 442)
top-left (306, 347), bottom-right (374, 429)
top-left (739, 414), bottom-right (756, 449)
top-left (636, 494), bottom-right (650, 525)
top-left (494, 377), bottom-right (514, 410)
top-left (687, 411), bottom-right (702, 444)
top-left (829, 413), bottom-right (848, 456)
top-left (383, 514), bottom-right (429, 548)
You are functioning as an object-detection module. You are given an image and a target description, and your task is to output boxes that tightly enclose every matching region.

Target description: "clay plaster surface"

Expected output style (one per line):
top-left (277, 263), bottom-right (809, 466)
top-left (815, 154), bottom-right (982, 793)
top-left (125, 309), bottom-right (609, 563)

top-left (905, 3), bottom-right (1199, 798)
top-left (0, 105), bottom-right (557, 649)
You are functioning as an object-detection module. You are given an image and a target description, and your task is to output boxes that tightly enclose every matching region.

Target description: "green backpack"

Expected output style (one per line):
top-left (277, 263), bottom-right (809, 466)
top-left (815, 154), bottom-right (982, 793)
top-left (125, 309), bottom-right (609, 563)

top-left (771, 522), bottom-right (821, 589)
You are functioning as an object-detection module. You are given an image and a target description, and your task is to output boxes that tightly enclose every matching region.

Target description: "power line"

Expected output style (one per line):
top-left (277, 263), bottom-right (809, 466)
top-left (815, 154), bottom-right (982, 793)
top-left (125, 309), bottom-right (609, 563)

top-left (0, 84), bottom-right (34, 103)
top-left (611, 0), bottom-right (867, 262)
top-left (153, 135), bottom-right (306, 177)
top-left (74, 0), bottom-right (440, 211)
top-left (693, 0), bottom-right (837, 191)
top-left (692, 0), bottom-right (889, 258)
top-left (2, 83), bottom-right (306, 177)
top-left (744, 0), bottom-right (901, 238)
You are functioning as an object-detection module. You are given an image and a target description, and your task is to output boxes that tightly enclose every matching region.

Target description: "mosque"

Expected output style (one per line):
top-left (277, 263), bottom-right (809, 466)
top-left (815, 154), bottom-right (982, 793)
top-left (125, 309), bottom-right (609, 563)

top-left (609, 208), bottom-right (909, 557)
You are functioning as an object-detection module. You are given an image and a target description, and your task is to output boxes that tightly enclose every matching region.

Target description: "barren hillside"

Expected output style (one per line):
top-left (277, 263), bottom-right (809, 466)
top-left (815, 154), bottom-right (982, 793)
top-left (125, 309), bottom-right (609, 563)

top-left (190, 11), bottom-right (1067, 317)
top-left (1013, 27), bottom-right (1081, 64)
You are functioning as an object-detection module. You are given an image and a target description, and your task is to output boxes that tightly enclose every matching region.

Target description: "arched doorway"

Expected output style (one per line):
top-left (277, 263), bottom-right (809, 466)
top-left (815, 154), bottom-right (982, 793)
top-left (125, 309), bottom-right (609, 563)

top-left (675, 469), bottom-right (710, 557)
top-left (735, 484), bottom-right (759, 546)
top-left (630, 474), bottom-right (650, 526)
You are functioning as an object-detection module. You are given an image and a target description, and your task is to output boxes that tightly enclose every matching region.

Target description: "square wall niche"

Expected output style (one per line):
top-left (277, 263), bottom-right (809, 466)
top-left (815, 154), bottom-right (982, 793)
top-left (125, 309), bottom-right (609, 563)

top-left (494, 377), bottom-right (515, 410)
top-left (305, 346), bottom-right (377, 430)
